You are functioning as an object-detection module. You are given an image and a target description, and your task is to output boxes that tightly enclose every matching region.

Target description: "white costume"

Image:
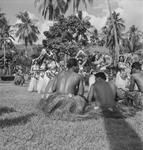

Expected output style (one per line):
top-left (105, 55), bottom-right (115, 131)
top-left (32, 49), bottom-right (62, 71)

top-left (37, 63), bottom-right (46, 94)
top-left (28, 64), bottom-right (39, 92)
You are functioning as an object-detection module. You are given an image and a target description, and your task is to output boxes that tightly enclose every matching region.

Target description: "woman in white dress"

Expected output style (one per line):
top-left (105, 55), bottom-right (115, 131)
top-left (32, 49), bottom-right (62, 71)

top-left (37, 61), bottom-right (46, 94)
top-left (28, 60), bottom-right (39, 92)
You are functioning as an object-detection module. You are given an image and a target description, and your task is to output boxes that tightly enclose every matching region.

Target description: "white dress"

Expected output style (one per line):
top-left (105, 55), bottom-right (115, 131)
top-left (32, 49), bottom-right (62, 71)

top-left (115, 72), bottom-right (129, 91)
top-left (28, 65), bottom-right (39, 92)
top-left (41, 70), bottom-right (51, 94)
top-left (89, 74), bottom-right (95, 91)
top-left (37, 63), bottom-right (46, 94)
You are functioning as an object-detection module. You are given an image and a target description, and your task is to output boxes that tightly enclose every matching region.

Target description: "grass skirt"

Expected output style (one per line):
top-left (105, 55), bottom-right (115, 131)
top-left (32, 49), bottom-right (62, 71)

top-left (37, 94), bottom-right (87, 121)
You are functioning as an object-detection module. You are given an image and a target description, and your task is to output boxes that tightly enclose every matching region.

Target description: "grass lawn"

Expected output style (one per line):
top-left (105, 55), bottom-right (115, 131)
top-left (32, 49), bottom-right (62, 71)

top-left (0, 81), bottom-right (143, 150)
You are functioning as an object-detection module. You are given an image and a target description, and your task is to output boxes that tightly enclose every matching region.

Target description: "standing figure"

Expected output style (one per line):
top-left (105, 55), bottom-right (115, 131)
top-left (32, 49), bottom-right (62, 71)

top-left (37, 60), bottom-right (46, 94)
top-left (28, 60), bottom-right (39, 92)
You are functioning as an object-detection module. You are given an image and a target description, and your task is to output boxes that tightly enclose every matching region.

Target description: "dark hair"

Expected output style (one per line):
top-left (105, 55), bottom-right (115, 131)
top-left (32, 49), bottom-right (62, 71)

top-left (95, 72), bottom-right (106, 80)
top-left (131, 62), bottom-right (141, 70)
top-left (67, 58), bottom-right (78, 69)
top-left (119, 55), bottom-right (125, 62)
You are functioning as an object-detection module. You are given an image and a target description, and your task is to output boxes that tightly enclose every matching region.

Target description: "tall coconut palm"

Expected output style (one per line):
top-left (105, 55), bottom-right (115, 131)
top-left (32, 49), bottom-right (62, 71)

top-left (121, 25), bottom-right (143, 53)
top-left (0, 26), bottom-right (15, 72)
top-left (0, 9), bottom-right (8, 29)
top-left (35, 0), bottom-right (93, 20)
top-left (72, 0), bottom-right (93, 14)
top-left (35, 0), bottom-right (68, 20)
top-left (103, 11), bottom-right (125, 51)
top-left (15, 11), bottom-right (40, 54)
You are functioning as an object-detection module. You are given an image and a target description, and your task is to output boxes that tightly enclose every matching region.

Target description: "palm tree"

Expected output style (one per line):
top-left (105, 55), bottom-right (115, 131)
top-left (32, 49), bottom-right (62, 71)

top-left (35, 0), bottom-right (69, 20)
top-left (72, 0), bottom-right (93, 14)
top-left (121, 25), bottom-right (143, 53)
top-left (102, 11), bottom-right (125, 60)
top-left (0, 26), bottom-right (15, 74)
top-left (35, 0), bottom-right (93, 20)
top-left (0, 9), bottom-right (8, 29)
top-left (15, 11), bottom-right (40, 54)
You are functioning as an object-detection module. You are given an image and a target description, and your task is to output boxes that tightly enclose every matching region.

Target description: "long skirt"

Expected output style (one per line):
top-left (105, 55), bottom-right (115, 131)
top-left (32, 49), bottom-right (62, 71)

top-left (44, 78), bottom-right (56, 99)
top-left (38, 94), bottom-right (87, 121)
top-left (126, 91), bottom-right (143, 107)
top-left (41, 74), bottom-right (50, 94)
top-left (28, 77), bottom-right (38, 92)
top-left (37, 76), bottom-right (44, 94)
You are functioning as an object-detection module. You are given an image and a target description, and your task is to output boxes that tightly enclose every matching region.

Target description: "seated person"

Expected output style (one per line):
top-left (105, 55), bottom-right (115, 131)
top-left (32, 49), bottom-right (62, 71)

top-left (87, 72), bottom-right (116, 110)
top-left (38, 58), bottom-right (87, 119)
top-left (14, 67), bottom-right (25, 86)
top-left (115, 68), bottom-right (130, 100)
top-left (88, 69), bottom-right (96, 92)
top-left (126, 62), bottom-right (143, 108)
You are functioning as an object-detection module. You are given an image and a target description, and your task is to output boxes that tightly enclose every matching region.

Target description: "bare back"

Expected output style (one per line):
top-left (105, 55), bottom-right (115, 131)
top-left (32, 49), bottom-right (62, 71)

top-left (88, 79), bottom-right (116, 108)
top-left (131, 72), bottom-right (143, 92)
top-left (53, 71), bottom-right (84, 95)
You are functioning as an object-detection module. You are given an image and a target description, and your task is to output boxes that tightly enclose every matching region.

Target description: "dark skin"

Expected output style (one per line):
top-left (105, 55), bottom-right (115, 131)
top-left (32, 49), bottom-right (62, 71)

top-left (129, 68), bottom-right (143, 92)
top-left (87, 78), bottom-right (116, 108)
top-left (52, 67), bottom-right (84, 96)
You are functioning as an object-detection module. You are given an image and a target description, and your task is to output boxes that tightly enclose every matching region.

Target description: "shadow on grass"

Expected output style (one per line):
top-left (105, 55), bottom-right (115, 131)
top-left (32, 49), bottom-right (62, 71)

top-left (0, 107), bottom-right (16, 116)
top-left (103, 109), bottom-right (143, 150)
top-left (0, 113), bottom-right (36, 128)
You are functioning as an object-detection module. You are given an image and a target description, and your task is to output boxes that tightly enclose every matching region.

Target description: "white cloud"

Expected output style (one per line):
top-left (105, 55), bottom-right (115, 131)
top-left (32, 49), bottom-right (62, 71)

top-left (36, 20), bottom-right (55, 44)
top-left (82, 11), bottom-right (107, 31)
top-left (117, 0), bottom-right (143, 30)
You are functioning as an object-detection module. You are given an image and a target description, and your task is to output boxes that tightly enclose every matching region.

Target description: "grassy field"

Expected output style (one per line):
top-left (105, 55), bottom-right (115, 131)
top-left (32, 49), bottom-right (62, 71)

top-left (0, 81), bottom-right (143, 150)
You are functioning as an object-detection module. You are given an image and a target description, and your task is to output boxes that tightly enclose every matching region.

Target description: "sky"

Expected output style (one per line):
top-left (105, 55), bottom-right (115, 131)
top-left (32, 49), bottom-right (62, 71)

top-left (0, 0), bottom-right (143, 44)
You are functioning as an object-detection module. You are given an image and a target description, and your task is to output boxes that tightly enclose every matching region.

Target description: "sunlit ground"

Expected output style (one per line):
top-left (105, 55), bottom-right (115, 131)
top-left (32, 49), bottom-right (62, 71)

top-left (0, 81), bottom-right (143, 150)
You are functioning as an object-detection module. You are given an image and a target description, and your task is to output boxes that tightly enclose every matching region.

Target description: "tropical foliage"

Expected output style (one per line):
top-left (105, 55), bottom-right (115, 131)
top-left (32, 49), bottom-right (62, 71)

top-left (121, 25), bottom-right (143, 53)
top-left (102, 11), bottom-right (125, 51)
top-left (35, 0), bottom-right (93, 20)
top-left (0, 9), bottom-right (8, 29)
top-left (42, 14), bottom-right (91, 62)
top-left (15, 11), bottom-right (40, 51)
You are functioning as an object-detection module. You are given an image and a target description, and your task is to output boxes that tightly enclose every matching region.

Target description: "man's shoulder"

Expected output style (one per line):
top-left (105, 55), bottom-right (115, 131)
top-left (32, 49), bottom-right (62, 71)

top-left (131, 72), bottom-right (143, 78)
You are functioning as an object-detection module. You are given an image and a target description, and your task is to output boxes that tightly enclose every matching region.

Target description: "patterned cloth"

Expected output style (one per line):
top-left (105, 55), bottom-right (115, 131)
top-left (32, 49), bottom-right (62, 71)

top-left (38, 93), bottom-right (87, 121)
top-left (126, 90), bottom-right (143, 107)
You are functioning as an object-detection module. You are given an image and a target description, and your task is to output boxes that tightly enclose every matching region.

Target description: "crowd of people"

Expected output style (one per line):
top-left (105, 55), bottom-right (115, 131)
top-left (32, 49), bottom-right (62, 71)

top-left (13, 47), bottom-right (143, 120)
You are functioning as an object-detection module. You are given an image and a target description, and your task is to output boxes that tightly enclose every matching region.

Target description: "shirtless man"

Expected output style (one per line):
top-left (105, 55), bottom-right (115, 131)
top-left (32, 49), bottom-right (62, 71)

top-left (87, 72), bottom-right (116, 110)
top-left (39, 58), bottom-right (86, 118)
top-left (127, 62), bottom-right (143, 107)
top-left (52, 58), bottom-right (84, 96)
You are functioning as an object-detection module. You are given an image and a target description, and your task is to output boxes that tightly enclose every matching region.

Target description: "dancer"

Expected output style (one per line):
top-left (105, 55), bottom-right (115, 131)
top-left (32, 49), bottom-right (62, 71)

top-left (28, 60), bottom-right (39, 92)
top-left (37, 60), bottom-right (46, 94)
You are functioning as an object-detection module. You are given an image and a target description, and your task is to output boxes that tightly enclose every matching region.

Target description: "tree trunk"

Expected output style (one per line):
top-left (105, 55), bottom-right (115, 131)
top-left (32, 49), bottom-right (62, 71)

top-left (64, 53), bottom-right (67, 68)
top-left (107, 0), bottom-right (119, 67)
top-left (3, 45), bottom-right (6, 75)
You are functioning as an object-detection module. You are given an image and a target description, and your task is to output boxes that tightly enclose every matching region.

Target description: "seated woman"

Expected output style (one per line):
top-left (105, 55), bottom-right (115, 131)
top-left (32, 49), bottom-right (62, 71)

top-left (38, 58), bottom-right (87, 120)
top-left (14, 66), bottom-right (25, 86)
top-left (115, 67), bottom-right (130, 100)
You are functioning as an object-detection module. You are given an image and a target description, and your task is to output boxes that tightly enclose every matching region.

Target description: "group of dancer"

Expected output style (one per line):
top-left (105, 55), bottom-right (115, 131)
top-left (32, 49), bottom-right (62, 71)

top-left (18, 46), bottom-right (142, 120)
